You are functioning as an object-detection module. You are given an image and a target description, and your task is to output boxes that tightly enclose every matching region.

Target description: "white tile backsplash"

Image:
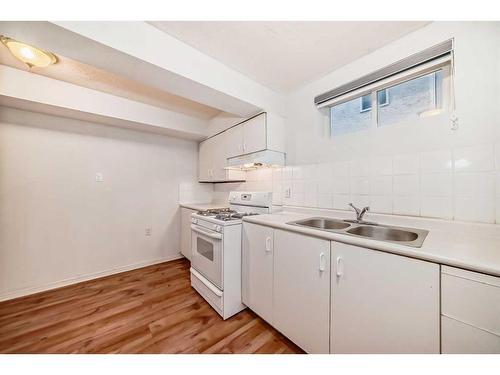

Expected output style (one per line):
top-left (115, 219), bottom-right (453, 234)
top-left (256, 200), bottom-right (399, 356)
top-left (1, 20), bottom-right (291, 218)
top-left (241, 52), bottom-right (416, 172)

top-left (216, 143), bottom-right (500, 224)
top-left (421, 173), bottom-right (452, 197)
top-left (453, 144), bottom-right (495, 172)
top-left (393, 175), bottom-right (419, 196)
top-left (420, 149), bottom-right (452, 173)
top-left (370, 176), bottom-right (392, 195)
top-left (393, 153), bottom-right (420, 175)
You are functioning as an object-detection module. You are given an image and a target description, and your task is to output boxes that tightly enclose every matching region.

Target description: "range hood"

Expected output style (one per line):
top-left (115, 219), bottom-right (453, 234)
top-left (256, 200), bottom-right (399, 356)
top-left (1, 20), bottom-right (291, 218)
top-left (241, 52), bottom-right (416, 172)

top-left (225, 150), bottom-right (286, 170)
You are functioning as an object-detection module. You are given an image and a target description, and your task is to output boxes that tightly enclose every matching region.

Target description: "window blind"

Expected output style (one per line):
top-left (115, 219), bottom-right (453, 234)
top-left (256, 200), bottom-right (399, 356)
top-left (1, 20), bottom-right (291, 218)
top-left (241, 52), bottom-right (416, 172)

top-left (314, 39), bottom-right (454, 106)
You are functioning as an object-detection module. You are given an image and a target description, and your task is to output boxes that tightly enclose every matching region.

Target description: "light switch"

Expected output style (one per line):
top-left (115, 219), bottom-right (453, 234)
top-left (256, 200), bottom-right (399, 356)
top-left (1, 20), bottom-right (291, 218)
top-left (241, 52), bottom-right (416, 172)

top-left (95, 173), bottom-right (104, 182)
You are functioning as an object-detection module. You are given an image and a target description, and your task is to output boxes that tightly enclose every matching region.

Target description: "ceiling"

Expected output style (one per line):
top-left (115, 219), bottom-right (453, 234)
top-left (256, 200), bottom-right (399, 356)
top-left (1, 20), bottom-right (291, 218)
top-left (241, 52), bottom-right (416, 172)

top-left (0, 42), bottom-right (221, 120)
top-left (149, 21), bottom-right (430, 93)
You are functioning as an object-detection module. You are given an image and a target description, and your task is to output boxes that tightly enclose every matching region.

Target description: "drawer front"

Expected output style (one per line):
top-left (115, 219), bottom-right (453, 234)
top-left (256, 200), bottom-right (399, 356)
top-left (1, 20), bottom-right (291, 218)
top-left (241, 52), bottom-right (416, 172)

top-left (442, 316), bottom-right (500, 354)
top-left (441, 267), bottom-right (500, 336)
top-left (190, 268), bottom-right (223, 315)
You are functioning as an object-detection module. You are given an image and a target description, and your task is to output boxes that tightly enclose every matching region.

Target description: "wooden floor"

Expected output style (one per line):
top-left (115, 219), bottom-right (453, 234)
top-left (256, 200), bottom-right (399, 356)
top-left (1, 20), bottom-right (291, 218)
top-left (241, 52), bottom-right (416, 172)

top-left (0, 259), bottom-right (303, 354)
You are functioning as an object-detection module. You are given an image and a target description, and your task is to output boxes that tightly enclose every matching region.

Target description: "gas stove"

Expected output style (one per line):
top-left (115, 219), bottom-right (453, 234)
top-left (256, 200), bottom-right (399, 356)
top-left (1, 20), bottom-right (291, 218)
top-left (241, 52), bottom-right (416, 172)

top-left (195, 208), bottom-right (259, 222)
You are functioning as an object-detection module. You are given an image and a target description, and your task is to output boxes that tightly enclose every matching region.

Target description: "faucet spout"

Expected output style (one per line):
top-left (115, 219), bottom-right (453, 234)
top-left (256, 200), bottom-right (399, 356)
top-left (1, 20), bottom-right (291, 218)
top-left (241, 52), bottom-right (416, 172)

top-left (349, 203), bottom-right (370, 222)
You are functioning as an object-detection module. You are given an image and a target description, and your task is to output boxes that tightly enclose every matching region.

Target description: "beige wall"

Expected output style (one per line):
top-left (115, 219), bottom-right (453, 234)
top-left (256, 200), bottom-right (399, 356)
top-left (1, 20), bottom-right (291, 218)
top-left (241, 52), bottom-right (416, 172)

top-left (0, 106), bottom-right (199, 301)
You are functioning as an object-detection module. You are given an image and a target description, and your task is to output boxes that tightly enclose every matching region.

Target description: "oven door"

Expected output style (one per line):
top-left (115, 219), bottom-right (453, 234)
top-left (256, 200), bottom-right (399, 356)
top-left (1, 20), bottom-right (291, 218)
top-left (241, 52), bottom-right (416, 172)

top-left (191, 224), bottom-right (223, 289)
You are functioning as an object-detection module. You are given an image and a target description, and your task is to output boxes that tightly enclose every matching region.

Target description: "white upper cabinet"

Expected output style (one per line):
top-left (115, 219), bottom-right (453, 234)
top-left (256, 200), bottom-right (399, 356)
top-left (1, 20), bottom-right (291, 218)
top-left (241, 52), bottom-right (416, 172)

top-left (242, 114), bottom-right (267, 155)
top-left (331, 242), bottom-right (440, 354)
top-left (198, 112), bottom-right (284, 182)
top-left (273, 230), bottom-right (331, 354)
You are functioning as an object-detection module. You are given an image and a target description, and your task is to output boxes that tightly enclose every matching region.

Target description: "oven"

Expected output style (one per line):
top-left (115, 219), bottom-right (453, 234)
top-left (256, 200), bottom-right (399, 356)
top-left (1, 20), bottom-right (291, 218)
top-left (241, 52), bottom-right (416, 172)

top-left (190, 223), bottom-right (223, 289)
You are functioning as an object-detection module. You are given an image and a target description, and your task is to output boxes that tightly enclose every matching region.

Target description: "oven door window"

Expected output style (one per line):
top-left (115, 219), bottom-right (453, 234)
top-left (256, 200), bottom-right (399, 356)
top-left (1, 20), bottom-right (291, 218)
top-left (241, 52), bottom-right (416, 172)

top-left (197, 237), bottom-right (214, 261)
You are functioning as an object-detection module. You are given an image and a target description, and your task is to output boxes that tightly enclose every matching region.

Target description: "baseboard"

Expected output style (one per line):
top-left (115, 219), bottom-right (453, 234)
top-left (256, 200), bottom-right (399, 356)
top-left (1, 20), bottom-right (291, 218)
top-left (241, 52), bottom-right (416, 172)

top-left (0, 253), bottom-right (185, 302)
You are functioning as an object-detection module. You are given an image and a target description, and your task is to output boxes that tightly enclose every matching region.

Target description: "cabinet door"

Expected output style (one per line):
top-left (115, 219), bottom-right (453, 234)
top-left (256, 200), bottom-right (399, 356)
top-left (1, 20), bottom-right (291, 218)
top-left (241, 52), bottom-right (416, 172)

top-left (273, 230), bottom-right (330, 353)
top-left (242, 222), bottom-right (274, 324)
top-left (225, 123), bottom-right (244, 158)
top-left (211, 131), bottom-right (229, 181)
top-left (331, 242), bottom-right (440, 353)
top-left (243, 113), bottom-right (266, 154)
top-left (198, 138), bottom-right (214, 182)
top-left (180, 208), bottom-right (195, 260)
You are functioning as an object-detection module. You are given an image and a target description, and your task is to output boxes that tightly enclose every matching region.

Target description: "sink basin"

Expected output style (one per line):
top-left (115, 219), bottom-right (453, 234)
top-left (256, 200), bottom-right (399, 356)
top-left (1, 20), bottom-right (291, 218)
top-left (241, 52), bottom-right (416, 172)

top-left (289, 217), bottom-right (351, 230)
top-left (347, 225), bottom-right (418, 242)
top-left (286, 217), bottom-right (429, 247)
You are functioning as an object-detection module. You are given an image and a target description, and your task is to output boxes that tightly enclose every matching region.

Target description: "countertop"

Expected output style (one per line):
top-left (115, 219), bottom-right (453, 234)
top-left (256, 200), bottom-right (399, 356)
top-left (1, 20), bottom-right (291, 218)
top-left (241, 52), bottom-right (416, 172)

top-left (179, 202), bottom-right (229, 211)
top-left (243, 208), bottom-right (500, 278)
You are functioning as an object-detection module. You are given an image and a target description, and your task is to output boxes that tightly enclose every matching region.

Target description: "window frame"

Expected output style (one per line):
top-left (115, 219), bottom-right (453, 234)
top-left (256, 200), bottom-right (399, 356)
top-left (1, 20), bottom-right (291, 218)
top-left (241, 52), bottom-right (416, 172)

top-left (325, 56), bottom-right (452, 136)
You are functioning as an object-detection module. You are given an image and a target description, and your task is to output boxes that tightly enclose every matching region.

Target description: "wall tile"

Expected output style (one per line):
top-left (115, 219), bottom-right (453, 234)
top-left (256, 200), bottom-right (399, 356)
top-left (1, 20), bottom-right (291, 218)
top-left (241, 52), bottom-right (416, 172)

top-left (420, 149), bottom-right (452, 173)
top-left (304, 191), bottom-right (318, 208)
top-left (370, 155), bottom-right (393, 176)
top-left (272, 167), bottom-right (282, 182)
top-left (421, 196), bottom-right (453, 219)
top-left (370, 195), bottom-right (393, 214)
top-left (453, 144), bottom-right (495, 172)
top-left (393, 153), bottom-right (419, 175)
top-left (331, 177), bottom-right (350, 194)
top-left (350, 176), bottom-right (370, 195)
top-left (455, 197), bottom-right (495, 223)
top-left (495, 143), bottom-right (500, 170)
top-left (350, 158), bottom-right (371, 177)
top-left (333, 194), bottom-right (350, 210)
top-left (292, 179), bottom-right (305, 193)
top-left (370, 176), bottom-right (392, 195)
top-left (290, 192), bottom-right (304, 206)
top-left (317, 162), bottom-right (334, 180)
top-left (303, 164), bottom-right (318, 180)
top-left (421, 173), bottom-right (452, 197)
top-left (393, 196), bottom-right (420, 216)
top-left (292, 166), bottom-right (304, 180)
top-left (350, 195), bottom-right (370, 209)
top-left (317, 193), bottom-right (334, 209)
top-left (393, 175), bottom-right (419, 196)
top-left (317, 179), bottom-right (333, 194)
top-left (332, 161), bottom-right (350, 177)
top-left (454, 172), bottom-right (495, 198)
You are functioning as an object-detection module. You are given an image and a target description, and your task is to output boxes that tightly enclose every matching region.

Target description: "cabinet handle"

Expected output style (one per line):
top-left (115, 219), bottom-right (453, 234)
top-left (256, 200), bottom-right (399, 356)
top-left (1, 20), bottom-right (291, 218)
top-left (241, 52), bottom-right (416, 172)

top-left (319, 252), bottom-right (326, 272)
top-left (336, 256), bottom-right (343, 277)
top-left (265, 236), bottom-right (272, 252)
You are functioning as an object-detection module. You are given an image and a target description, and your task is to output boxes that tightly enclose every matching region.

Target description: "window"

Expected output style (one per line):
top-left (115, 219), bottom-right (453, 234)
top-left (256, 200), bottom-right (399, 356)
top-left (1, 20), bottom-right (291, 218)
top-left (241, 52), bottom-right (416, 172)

top-left (377, 70), bottom-right (443, 127)
top-left (331, 95), bottom-right (372, 136)
top-left (329, 65), bottom-right (449, 136)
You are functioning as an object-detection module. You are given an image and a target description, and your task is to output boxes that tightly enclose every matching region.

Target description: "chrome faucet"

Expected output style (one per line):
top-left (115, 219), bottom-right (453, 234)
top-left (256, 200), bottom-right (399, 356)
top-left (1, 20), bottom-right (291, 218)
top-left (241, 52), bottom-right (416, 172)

top-left (349, 203), bottom-right (370, 222)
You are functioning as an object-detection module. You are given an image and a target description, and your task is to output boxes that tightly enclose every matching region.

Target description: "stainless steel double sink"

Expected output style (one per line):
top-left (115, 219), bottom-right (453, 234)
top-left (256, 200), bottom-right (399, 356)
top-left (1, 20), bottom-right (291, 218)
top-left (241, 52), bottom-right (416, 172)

top-left (287, 217), bottom-right (428, 247)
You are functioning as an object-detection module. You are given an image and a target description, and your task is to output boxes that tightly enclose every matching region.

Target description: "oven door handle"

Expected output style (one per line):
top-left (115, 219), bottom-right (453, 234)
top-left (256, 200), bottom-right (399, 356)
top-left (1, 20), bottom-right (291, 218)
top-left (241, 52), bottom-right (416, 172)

top-left (191, 225), bottom-right (223, 240)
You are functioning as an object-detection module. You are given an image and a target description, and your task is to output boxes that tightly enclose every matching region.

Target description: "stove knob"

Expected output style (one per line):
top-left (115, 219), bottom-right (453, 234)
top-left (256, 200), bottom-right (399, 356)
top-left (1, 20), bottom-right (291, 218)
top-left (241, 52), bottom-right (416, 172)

top-left (215, 225), bottom-right (222, 232)
top-left (191, 218), bottom-right (198, 224)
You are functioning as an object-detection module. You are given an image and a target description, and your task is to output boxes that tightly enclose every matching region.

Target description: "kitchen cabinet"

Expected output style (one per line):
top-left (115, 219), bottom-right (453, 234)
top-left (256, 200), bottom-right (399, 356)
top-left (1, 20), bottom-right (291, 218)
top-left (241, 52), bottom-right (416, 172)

top-left (198, 112), bottom-right (284, 182)
top-left (198, 132), bottom-right (245, 183)
top-left (273, 230), bottom-right (331, 354)
top-left (330, 242), bottom-right (440, 353)
top-left (180, 207), bottom-right (197, 260)
top-left (241, 222), bottom-right (274, 324)
top-left (441, 265), bottom-right (500, 353)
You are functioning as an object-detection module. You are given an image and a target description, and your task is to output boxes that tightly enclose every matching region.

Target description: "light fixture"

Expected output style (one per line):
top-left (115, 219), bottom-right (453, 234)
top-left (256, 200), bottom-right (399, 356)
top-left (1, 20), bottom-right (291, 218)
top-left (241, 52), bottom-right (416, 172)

top-left (0, 36), bottom-right (57, 68)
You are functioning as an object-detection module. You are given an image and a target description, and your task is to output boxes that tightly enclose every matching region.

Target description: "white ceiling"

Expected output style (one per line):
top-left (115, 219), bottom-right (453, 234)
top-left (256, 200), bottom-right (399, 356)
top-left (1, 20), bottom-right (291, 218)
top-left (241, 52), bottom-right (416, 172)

top-left (149, 21), bottom-right (430, 93)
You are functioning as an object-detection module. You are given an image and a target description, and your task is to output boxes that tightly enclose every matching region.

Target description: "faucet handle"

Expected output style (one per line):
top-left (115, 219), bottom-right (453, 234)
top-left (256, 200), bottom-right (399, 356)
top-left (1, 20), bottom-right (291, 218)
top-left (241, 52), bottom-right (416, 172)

top-left (348, 203), bottom-right (360, 213)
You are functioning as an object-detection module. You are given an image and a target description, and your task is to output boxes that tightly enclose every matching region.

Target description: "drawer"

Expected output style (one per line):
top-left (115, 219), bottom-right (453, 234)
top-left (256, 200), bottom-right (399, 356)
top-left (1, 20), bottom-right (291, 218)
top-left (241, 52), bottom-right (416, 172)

top-left (441, 266), bottom-right (500, 336)
top-left (442, 316), bottom-right (500, 354)
top-left (190, 267), bottom-right (223, 315)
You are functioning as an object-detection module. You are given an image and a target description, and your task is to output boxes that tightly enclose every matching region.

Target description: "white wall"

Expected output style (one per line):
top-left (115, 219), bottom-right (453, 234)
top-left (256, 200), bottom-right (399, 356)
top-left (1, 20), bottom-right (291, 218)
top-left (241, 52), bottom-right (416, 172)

top-left (0, 106), bottom-right (200, 301)
top-left (218, 22), bottom-right (500, 224)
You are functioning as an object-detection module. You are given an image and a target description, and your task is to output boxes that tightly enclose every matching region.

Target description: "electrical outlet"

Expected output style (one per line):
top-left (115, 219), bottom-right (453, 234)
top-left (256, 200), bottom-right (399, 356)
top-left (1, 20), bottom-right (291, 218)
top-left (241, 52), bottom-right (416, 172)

top-left (145, 227), bottom-right (152, 236)
top-left (95, 173), bottom-right (104, 182)
top-left (284, 187), bottom-right (291, 198)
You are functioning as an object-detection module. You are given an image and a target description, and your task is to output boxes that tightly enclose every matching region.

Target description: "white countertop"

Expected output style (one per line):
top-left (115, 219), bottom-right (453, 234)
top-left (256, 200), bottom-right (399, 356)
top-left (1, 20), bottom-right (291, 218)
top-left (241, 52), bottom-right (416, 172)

top-left (179, 202), bottom-right (229, 211)
top-left (243, 208), bottom-right (500, 278)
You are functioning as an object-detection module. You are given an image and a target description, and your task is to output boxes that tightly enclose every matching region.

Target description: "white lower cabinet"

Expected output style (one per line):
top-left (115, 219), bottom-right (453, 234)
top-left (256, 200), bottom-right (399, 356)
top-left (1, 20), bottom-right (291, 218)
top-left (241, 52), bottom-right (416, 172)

top-left (241, 222), bottom-right (274, 324)
top-left (273, 230), bottom-right (331, 354)
top-left (180, 207), bottom-right (197, 260)
top-left (441, 266), bottom-right (500, 353)
top-left (330, 242), bottom-right (440, 353)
